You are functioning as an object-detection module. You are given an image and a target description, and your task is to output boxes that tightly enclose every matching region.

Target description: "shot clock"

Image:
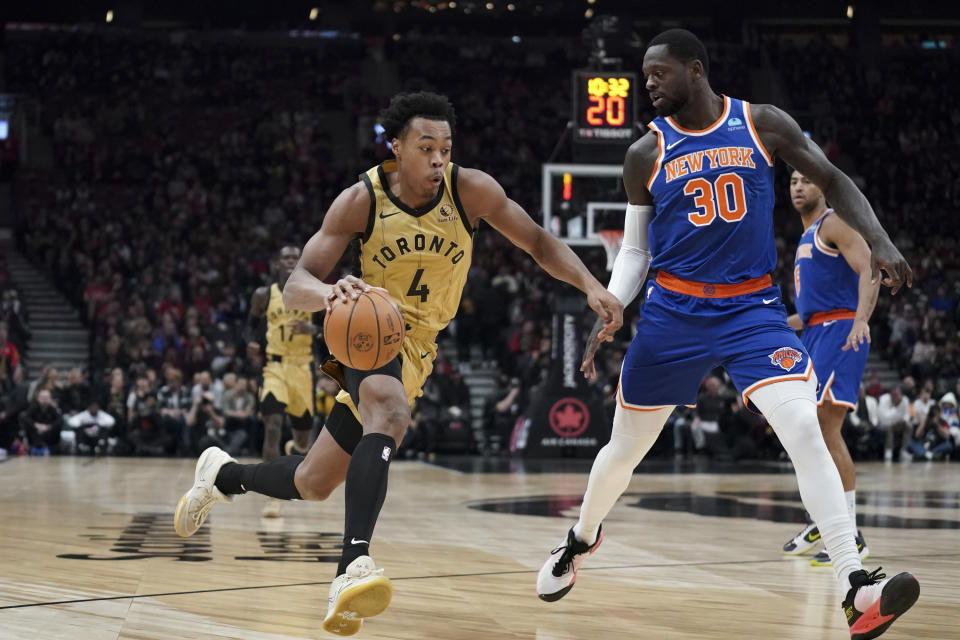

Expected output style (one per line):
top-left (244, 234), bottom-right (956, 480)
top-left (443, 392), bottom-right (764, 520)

top-left (572, 70), bottom-right (638, 144)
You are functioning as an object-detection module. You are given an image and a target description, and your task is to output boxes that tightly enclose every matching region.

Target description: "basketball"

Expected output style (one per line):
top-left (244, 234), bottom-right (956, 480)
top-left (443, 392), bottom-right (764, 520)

top-left (323, 289), bottom-right (405, 370)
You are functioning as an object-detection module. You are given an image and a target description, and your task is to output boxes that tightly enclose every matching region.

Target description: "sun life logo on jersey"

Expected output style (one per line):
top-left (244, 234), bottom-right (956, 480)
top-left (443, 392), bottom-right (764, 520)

top-left (727, 116), bottom-right (745, 131)
top-left (437, 203), bottom-right (457, 223)
top-left (768, 347), bottom-right (803, 371)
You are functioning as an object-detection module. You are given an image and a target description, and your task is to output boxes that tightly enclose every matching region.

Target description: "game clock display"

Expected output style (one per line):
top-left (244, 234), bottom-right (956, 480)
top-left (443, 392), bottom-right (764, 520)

top-left (572, 70), bottom-right (638, 144)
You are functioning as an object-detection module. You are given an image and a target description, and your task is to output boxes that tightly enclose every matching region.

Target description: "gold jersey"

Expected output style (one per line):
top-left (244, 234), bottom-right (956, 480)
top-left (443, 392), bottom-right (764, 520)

top-left (358, 160), bottom-right (474, 337)
top-left (264, 283), bottom-right (314, 362)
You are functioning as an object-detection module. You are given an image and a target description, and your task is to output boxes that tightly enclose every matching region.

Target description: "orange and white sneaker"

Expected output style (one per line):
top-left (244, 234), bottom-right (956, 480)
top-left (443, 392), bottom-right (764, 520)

top-left (321, 556), bottom-right (393, 636)
top-left (843, 567), bottom-right (919, 640)
top-left (536, 525), bottom-right (603, 602)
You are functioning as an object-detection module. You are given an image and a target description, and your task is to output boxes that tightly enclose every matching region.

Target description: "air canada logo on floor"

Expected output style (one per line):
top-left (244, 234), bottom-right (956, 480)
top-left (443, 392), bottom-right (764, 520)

top-left (769, 347), bottom-right (802, 371)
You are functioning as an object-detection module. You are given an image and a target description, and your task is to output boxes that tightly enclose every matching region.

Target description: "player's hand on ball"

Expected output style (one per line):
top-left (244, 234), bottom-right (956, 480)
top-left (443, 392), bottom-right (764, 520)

top-left (325, 276), bottom-right (371, 312)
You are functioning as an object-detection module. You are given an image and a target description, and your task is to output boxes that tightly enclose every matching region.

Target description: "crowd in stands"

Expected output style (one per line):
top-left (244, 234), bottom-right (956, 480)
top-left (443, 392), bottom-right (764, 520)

top-left (2, 26), bottom-right (957, 462)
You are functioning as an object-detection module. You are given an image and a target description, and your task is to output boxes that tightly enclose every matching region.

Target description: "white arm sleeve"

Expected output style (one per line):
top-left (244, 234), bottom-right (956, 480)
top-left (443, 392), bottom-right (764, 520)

top-left (606, 204), bottom-right (653, 306)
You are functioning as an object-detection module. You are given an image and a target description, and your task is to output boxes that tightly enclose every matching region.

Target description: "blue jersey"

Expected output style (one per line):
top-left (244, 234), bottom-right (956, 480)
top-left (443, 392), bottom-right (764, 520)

top-left (793, 210), bottom-right (859, 324)
top-left (646, 96), bottom-right (776, 284)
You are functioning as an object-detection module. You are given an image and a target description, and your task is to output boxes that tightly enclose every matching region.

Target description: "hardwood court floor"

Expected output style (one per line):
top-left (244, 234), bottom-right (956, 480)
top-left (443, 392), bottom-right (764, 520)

top-left (0, 455), bottom-right (956, 639)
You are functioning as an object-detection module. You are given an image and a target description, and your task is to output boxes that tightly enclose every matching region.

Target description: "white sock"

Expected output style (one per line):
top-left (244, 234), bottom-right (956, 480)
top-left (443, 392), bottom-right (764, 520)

top-left (749, 380), bottom-right (862, 592)
top-left (573, 403), bottom-right (672, 545)
top-left (845, 490), bottom-right (857, 532)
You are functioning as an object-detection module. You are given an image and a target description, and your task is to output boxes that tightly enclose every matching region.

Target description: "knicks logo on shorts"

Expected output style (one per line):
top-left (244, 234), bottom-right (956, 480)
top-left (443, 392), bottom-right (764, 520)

top-left (769, 347), bottom-right (803, 371)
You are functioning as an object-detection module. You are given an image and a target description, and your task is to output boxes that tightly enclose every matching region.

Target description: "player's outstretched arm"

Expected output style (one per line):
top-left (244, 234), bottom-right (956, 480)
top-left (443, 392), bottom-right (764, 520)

top-left (578, 134), bottom-right (657, 381)
top-left (282, 182), bottom-right (372, 313)
top-left (751, 104), bottom-right (912, 294)
top-left (456, 167), bottom-right (624, 339)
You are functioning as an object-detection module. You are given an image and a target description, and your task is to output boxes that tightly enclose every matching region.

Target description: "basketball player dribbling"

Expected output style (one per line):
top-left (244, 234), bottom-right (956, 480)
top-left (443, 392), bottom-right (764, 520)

top-left (537, 29), bottom-right (919, 639)
top-left (781, 169), bottom-right (877, 567)
top-left (245, 245), bottom-right (319, 518)
top-left (174, 92), bottom-right (624, 635)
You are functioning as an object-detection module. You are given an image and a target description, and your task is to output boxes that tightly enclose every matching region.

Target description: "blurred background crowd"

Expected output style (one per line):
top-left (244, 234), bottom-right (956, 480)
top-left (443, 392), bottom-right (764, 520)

top-left (0, 7), bottom-right (957, 463)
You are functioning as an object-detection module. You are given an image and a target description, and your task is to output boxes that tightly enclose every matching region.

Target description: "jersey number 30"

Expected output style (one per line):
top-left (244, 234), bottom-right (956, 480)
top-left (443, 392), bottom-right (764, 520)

top-left (684, 173), bottom-right (747, 227)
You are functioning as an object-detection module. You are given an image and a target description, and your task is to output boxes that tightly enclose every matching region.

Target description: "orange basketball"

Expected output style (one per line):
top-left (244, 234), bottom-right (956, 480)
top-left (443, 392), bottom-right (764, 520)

top-left (323, 289), bottom-right (405, 370)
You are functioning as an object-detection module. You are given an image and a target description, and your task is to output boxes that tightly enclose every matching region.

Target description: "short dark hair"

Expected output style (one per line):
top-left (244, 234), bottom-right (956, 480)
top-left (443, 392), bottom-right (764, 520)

top-left (378, 91), bottom-right (456, 140)
top-left (648, 28), bottom-right (709, 76)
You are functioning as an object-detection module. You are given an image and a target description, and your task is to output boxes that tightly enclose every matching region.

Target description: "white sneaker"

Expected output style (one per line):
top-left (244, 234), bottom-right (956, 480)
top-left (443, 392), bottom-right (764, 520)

top-left (322, 556), bottom-right (393, 636)
top-left (262, 498), bottom-right (284, 518)
top-left (782, 522), bottom-right (821, 555)
top-left (537, 525), bottom-right (603, 602)
top-left (174, 447), bottom-right (236, 537)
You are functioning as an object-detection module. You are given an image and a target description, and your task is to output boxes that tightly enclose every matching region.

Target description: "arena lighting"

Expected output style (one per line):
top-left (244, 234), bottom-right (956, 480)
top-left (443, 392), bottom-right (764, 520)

top-left (449, 1), bottom-right (456, 6)
top-left (105, 10), bottom-right (114, 23)
top-left (847, 5), bottom-right (854, 18)
top-left (585, 8), bottom-right (594, 18)
top-left (512, 35), bottom-right (521, 43)
top-left (507, 3), bottom-right (516, 10)
top-left (309, 7), bottom-right (319, 20)
top-left (587, 0), bottom-right (596, 4)
top-left (486, 2), bottom-right (494, 9)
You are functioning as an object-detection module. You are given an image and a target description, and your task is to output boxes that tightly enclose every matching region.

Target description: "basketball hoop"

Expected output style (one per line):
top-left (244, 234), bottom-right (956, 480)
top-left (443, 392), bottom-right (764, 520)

top-left (596, 230), bottom-right (623, 271)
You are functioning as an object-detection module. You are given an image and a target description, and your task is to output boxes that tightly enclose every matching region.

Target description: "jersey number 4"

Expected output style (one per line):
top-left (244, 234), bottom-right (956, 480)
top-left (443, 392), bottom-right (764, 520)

top-left (406, 268), bottom-right (430, 302)
top-left (684, 173), bottom-right (747, 227)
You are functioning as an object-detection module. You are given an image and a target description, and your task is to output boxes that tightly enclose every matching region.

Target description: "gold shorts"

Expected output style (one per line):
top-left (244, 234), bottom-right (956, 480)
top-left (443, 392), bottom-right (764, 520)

top-left (260, 358), bottom-right (314, 417)
top-left (329, 335), bottom-right (438, 422)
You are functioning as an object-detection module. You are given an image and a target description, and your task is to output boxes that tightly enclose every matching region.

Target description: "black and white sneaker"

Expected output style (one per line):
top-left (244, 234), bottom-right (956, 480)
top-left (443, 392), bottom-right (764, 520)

top-left (811, 530), bottom-right (870, 567)
top-left (536, 525), bottom-right (603, 602)
top-left (782, 522), bottom-right (821, 555)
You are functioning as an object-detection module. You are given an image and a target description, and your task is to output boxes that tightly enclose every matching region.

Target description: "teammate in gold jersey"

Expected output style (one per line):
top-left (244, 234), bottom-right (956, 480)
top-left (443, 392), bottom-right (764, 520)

top-left (174, 92), bottom-right (623, 636)
top-left (245, 245), bottom-right (319, 516)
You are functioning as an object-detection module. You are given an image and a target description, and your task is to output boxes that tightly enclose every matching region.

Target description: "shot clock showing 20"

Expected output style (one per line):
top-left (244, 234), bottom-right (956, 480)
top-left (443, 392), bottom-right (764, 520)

top-left (572, 70), bottom-right (638, 144)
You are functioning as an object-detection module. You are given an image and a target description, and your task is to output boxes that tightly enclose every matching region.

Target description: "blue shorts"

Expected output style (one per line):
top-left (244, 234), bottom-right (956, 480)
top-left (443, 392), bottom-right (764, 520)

top-left (619, 282), bottom-right (813, 409)
top-left (801, 318), bottom-right (869, 410)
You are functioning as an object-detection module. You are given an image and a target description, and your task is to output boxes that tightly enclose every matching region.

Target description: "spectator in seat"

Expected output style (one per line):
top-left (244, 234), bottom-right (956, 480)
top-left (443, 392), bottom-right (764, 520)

top-left (27, 363), bottom-right (58, 403)
top-left (864, 372), bottom-right (885, 399)
top-left (18, 389), bottom-right (62, 455)
top-left (60, 367), bottom-right (91, 416)
top-left (907, 402), bottom-right (954, 461)
top-left (848, 385), bottom-right (880, 459)
top-left (219, 373), bottom-right (255, 455)
top-left (482, 375), bottom-right (525, 455)
top-left (157, 368), bottom-right (191, 454)
top-left (188, 390), bottom-right (226, 454)
top-left (66, 400), bottom-right (117, 454)
top-left (877, 386), bottom-right (912, 462)
top-left (0, 322), bottom-right (20, 391)
top-left (938, 391), bottom-right (960, 453)
top-left (912, 386), bottom-right (935, 429)
top-left (128, 391), bottom-right (168, 456)
top-left (0, 365), bottom-right (29, 450)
